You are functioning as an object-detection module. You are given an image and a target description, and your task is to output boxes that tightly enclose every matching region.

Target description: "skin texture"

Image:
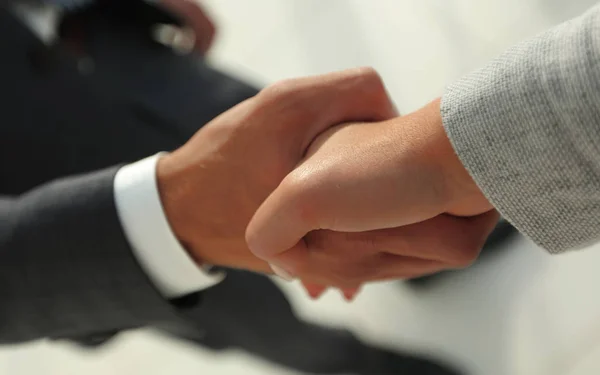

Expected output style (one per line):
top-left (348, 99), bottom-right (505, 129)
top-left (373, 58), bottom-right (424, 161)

top-left (156, 68), bottom-right (399, 279)
top-left (246, 98), bottom-right (498, 291)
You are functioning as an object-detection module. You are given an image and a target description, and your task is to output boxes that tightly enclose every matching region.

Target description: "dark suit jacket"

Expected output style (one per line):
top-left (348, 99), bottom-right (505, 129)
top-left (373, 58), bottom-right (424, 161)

top-left (0, 6), bottom-right (257, 343)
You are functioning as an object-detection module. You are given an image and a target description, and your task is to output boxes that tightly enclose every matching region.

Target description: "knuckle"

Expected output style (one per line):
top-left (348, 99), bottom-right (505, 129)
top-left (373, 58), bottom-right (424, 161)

top-left (355, 66), bottom-right (384, 87)
top-left (256, 79), bottom-right (313, 126)
top-left (349, 67), bottom-right (386, 94)
top-left (349, 67), bottom-right (393, 118)
top-left (260, 79), bottom-right (301, 102)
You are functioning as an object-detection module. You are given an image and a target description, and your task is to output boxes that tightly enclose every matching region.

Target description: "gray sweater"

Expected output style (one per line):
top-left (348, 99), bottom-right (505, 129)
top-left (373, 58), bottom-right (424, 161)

top-left (442, 3), bottom-right (600, 253)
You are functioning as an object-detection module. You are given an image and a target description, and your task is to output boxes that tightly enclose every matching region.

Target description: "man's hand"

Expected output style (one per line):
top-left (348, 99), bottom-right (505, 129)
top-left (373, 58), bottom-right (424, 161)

top-left (155, 68), bottom-right (398, 274)
top-left (246, 99), bottom-right (499, 289)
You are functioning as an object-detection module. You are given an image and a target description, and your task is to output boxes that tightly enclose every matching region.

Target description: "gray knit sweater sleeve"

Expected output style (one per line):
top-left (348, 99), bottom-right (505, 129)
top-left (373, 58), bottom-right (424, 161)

top-left (441, 4), bottom-right (600, 253)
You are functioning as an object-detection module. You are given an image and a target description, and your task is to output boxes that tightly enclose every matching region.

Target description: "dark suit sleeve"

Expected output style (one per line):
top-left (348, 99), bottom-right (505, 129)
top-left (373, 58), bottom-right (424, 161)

top-left (0, 166), bottom-right (187, 344)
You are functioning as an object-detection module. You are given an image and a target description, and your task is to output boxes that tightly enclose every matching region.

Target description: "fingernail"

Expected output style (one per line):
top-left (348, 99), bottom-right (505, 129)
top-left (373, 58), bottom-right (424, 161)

top-left (270, 264), bottom-right (295, 282)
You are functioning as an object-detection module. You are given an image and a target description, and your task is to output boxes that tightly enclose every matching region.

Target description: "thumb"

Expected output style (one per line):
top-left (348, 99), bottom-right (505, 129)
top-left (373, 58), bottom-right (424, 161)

top-left (245, 175), bottom-right (317, 261)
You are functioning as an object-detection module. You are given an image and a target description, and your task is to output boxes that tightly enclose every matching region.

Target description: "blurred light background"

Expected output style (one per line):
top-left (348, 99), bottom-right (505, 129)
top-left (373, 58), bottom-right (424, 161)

top-left (3, 0), bottom-right (600, 374)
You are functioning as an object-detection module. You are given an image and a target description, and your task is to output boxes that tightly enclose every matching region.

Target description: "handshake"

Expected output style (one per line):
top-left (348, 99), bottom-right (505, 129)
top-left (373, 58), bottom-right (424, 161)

top-left (157, 68), bottom-right (498, 299)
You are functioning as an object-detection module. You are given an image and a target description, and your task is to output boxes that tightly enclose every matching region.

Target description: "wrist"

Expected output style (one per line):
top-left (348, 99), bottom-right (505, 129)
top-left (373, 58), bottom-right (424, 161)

top-left (156, 152), bottom-right (199, 260)
top-left (115, 154), bottom-right (225, 297)
top-left (419, 99), bottom-right (493, 216)
top-left (157, 152), bottom-right (252, 271)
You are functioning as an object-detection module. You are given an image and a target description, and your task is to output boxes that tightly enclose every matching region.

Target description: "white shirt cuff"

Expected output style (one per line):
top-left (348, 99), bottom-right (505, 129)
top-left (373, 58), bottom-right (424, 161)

top-left (114, 153), bottom-right (224, 299)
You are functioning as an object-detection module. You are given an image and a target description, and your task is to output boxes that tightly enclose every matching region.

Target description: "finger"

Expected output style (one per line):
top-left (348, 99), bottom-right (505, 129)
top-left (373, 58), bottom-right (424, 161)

top-left (301, 281), bottom-right (328, 299)
top-left (258, 67), bottom-right (397, 153)
top-left (299, 254), bottom-right (446, 289)
top-left (341, 287), bottom-right (361, 302)
top-left (304, 210), bottom-right (500, 267)
top-left (303, 282), bottom-right (361, 301)
top-left (270, 264), bottom-right (295, 281)
top-left (271, 245), bottom-right (364, 298)
top-left (374, 255), bottom-right (449, 281)
top-left (246, 180), bottom-right (312, 261)
top-left (398, 211), bottom-right (500, 267)
top-left (268, 211), bottom-right (499, 288)
top-left (270, 237), bottom-right (449, 288)
top-left (267, 240), bottom-right (310, 277)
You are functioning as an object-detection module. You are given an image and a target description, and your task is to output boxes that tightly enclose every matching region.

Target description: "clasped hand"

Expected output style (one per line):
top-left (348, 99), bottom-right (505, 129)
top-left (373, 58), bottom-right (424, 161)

top-left (157, 68), bottom-right (498, 299)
